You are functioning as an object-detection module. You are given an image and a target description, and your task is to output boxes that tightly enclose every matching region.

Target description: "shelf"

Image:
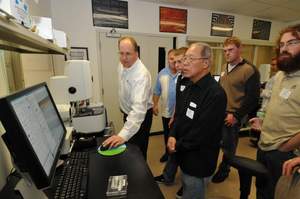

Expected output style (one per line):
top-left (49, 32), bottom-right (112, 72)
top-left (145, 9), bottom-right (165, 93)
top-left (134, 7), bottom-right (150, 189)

top-left (0, 15), bottom-right (67, 54)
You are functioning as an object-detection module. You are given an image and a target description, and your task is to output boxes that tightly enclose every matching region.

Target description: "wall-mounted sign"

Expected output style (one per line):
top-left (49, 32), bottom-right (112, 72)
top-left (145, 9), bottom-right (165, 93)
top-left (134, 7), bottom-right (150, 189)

top-left (211, 13), bottom-right (234, 37)
top-left (252, 19), bottom-right (271, 40)
top-left (159, 7), bottom-right (187, 33)
top-left (68, 47), bottom-right (89, 60)
top-left (92, 0), bottom-right (128, 29)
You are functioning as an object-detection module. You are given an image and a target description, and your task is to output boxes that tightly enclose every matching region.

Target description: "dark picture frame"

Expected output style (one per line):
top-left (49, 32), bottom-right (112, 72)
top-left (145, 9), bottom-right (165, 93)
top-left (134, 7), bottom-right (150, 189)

top-left (159, 7), bottom-right (187, 33)
top-left (252, 19), bottom-right (271, 40)
top-left (211, 13), bottom-right (234, 37)
top-left (91, 0), bottom-right (128, 29)
top-left (67, 47), bottom-right (89, 60)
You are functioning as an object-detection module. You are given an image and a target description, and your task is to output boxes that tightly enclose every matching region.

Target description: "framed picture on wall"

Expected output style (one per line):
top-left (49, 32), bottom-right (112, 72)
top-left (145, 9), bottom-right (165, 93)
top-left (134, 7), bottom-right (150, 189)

top-left (211, 13), bottom-right (234, 37)
top-left (252, 19), bottom-right (271, 40)
top-left (68, 47), bottom-right (89, 60)
top-left (92, 0), bottom-right (128, 29)
top-left (159, 7), bottom-right (187, 33)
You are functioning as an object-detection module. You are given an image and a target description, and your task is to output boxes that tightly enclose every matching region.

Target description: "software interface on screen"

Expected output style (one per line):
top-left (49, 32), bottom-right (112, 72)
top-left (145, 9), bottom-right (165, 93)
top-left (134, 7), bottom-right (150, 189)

top-left (10, 86), bottom-right (64, 176)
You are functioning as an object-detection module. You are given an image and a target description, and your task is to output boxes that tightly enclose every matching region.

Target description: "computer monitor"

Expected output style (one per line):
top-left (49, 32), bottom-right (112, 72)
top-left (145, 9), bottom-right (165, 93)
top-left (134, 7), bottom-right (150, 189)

top-left (0, 83), bottom-right (66, 189)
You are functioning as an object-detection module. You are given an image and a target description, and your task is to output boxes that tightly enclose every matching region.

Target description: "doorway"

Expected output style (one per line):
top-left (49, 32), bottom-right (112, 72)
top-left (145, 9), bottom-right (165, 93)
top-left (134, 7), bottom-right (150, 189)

top-left (98, 32), bottom-right (174, 133)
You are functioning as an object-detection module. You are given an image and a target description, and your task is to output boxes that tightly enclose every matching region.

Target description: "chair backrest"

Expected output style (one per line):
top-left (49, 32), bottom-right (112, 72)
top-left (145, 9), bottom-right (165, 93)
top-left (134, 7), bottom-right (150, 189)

top-left (275, 170), bottom-right (300, 199)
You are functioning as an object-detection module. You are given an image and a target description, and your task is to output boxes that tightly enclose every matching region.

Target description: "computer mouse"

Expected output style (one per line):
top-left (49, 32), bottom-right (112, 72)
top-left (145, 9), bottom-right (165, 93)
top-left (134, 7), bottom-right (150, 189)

top-left (100, 144), bottom-right (110, 151)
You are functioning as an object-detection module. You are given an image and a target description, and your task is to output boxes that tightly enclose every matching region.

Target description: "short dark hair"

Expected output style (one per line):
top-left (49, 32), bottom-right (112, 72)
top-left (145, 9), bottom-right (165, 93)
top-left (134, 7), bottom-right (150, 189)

top-left (224, 36), bottom-right (242, 48)
top-left (118, 36), bottom-right (139, 52)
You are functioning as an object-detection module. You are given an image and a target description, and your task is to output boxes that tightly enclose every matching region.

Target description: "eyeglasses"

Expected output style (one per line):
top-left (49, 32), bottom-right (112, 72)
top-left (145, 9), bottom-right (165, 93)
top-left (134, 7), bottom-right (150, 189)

top-left (182, 56), bottom-right (208, 64)
top-left (279, 39), bottom-right (300, 49)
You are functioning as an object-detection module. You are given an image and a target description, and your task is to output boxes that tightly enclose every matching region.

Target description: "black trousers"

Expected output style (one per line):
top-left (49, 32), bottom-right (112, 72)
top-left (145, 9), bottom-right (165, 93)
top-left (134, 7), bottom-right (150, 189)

top-left (123, 108), bottom-right (153, 160)
top-left (256, 148), bottom-right (296, 199)
top-left (162, 117), bottom-right (171, 155)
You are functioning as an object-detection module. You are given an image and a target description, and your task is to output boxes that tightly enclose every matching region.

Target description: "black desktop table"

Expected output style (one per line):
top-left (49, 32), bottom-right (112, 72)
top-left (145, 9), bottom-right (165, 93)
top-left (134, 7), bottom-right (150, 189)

top-left (0, 140), bottom-right (164, 199)
top-left (88, 143), bottom-right (164, 199)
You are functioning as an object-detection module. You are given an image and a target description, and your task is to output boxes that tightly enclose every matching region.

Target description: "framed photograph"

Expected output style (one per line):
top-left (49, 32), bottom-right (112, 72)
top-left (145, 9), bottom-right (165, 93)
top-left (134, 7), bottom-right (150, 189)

top-left (252, 19), bottom-right (271, 40)
top-left (159, 7), bottom-right (187, 33)
top-left (68, 47), bottom-right (89, 60)
top-left (92, 0), bottom-right (128, 29)
top-left (211, 13), bottom-right (234, 37)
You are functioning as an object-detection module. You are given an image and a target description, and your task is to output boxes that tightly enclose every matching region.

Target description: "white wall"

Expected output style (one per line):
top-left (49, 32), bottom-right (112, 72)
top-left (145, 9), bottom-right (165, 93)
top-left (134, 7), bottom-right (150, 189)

top-left (51, 0), bottom-right (285, 103)
top-left (28, 0), bottom-right (52, 17)
top-left (51, 0), bottom-right (102, 102)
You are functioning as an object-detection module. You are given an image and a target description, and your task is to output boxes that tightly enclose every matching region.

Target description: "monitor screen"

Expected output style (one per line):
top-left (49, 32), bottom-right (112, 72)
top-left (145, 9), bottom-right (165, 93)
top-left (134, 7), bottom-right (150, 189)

top-left (0, 83), bottom-right (66, 189)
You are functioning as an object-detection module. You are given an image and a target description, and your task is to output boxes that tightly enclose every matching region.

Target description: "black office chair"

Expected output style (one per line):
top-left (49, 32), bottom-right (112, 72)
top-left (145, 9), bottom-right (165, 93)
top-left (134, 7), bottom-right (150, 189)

top-left (225, 152), bottom-right (270, 199)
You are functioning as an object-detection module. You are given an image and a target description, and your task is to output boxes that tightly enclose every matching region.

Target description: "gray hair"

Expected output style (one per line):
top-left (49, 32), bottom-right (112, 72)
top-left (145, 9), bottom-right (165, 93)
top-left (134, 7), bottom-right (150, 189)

top-left (190, 42), bottom-right (213, 66)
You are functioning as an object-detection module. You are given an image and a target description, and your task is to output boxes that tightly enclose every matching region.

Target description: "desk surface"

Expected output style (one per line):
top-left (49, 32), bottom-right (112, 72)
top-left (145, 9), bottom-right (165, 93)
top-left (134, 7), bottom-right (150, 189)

top-left (88, 144), bottom-right (164, 199)
top-left (0, 141), bottom-right (164, 199)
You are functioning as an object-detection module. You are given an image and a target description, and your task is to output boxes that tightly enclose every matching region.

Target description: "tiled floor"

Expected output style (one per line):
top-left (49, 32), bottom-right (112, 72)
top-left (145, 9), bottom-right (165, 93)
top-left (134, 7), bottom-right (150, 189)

top-left (147, 135), bottom-right (257, 199)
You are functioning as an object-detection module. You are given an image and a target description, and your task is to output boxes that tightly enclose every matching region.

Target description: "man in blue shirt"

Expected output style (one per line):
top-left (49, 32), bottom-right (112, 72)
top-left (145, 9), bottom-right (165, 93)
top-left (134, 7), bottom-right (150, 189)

top-left (153, 49), bottom-right (177, 162)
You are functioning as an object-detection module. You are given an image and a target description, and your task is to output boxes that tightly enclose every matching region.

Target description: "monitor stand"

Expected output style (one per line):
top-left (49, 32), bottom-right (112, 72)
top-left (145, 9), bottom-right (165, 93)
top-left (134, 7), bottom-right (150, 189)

top-left (11, 160), bottom-right (48, 199)
top-left (15, 178), bottom-right (47, 199)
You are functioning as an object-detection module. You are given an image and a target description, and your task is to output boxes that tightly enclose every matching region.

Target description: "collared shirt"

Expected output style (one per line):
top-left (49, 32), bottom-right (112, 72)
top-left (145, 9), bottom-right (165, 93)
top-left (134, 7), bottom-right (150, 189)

top-left (118, 59), bottom-right (153, 141)
top-left (259, 70), bottom-right (300, 151)
top-left (169, 73), bottom-right (227, 177)
top-left (228, 63), bottom-right (237, 72)
top-left (153, 67), bottom-right (177, 118)
top-left (170, 73), bottom-right (227, 149)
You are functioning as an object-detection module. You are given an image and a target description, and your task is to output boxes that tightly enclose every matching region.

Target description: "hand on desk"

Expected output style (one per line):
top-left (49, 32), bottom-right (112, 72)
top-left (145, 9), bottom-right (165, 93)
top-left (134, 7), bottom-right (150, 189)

top-left (102, 135), bottom-right (125, 148)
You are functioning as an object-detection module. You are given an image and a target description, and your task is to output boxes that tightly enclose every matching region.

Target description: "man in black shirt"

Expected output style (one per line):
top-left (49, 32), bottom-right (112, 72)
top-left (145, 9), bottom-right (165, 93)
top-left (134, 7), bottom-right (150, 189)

top-left (168, 42), bottom-right (227, 199)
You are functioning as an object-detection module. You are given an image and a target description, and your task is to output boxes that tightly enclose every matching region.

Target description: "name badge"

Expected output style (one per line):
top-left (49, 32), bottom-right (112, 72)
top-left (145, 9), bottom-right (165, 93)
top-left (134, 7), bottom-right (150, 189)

top-left (186, 108), bottom-right (194, 119)
top-left (189, 102), bottom-right (197, 108)
top-left (279, 88), bottom-right (291, 99)
top-left (180, 85), bottom-right (186, 92)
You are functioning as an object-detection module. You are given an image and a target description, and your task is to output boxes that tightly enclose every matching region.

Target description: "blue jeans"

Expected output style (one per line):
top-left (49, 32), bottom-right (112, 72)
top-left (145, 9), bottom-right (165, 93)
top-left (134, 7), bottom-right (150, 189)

top-left (182, 172), bottom-right (205, 199)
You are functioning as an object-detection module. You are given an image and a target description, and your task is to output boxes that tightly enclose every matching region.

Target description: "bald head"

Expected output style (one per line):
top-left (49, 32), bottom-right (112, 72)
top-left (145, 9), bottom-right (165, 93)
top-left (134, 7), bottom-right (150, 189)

top-left (118, 37), bottom-right (139, 68)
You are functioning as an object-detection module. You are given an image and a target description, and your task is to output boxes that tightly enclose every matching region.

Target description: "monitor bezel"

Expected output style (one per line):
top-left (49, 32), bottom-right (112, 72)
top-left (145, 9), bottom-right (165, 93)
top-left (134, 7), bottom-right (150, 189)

top-left (0, 82), bottom-right (66, 189)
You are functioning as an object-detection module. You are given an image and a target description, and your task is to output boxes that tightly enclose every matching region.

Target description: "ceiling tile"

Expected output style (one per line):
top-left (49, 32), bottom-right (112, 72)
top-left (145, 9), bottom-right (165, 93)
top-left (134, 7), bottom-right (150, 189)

top-left (255, 7), bottom-right (300, 22)
top-left (228, 1), bottom-right (270, 15)
top-left (254, 0), bottom-right (289, 6)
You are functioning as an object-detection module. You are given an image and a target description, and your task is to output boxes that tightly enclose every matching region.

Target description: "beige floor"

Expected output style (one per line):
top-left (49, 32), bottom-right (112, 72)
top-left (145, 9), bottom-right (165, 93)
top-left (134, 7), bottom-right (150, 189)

top-left (147, 135), bottom-right (257, 199)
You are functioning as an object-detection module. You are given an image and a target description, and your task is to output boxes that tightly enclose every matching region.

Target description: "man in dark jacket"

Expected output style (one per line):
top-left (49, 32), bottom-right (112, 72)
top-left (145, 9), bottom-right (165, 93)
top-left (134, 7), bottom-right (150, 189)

top-left (168, 42), bottom-right (227, 199)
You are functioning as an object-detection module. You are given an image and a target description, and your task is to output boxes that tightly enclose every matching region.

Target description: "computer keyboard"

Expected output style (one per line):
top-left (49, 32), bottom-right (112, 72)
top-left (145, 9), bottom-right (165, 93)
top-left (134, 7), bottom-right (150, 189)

top-left (54, 151), bottom-right (89, 199)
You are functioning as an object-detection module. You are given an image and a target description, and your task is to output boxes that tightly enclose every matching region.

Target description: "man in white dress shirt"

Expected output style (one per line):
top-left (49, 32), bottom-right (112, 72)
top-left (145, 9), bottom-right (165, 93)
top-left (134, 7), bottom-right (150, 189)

top-left (103, 36), bottom-right (153, 159)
